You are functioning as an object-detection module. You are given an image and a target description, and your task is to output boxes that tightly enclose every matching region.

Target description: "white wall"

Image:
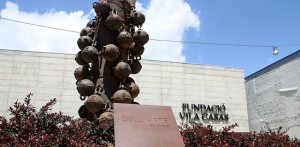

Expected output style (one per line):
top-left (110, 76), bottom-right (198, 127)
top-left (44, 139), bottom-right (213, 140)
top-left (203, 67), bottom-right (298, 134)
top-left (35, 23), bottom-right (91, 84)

top-left (0, 49), bottom-right (249, 132)
top-left (245, 53), bottom-right (300, 138)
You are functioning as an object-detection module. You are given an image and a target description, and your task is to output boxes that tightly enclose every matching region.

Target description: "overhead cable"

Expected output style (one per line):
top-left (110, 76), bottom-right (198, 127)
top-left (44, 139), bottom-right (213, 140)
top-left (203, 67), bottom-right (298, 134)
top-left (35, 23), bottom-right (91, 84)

top-left (1, 17), bottom-right (300, 48)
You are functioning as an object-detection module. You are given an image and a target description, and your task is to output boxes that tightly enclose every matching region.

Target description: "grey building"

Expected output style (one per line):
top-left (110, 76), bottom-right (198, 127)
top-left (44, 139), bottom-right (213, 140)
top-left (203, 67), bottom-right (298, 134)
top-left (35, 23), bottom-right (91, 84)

top-left (245, 50), bottom-right (300, 138)
top-left (0, 49), bottom-right (249, 132)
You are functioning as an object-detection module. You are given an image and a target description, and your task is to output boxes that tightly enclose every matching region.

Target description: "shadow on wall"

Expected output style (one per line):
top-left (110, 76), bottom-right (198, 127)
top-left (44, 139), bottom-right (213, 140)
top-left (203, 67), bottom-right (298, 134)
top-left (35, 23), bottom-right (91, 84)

top-left (279, 89), bottom-right (297, 97)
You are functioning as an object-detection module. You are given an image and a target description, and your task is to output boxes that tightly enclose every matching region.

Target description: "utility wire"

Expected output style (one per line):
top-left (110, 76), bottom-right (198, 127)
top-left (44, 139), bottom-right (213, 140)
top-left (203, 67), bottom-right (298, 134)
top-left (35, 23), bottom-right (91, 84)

top-left (1, 17), bottom-right (300, 48)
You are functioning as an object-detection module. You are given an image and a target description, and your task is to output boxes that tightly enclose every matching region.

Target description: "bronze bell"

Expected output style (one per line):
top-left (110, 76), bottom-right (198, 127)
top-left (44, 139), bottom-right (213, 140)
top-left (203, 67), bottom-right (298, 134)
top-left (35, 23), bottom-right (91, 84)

top-left (102, 44), bottom-right (120, 62)
top-left (85, 94), bottom-right (108, 113)
top-left (131, 44), bottom-right (144, 57)
top-left (131, 10), bottom-right (145, 27)
top-left (111, 89), bottom-right (132, 103)
top-left (125, 77), bottom-right (135, 83)
top-left (113, 62), bottom-right (131, 79)
top-left (98, 111), bottom-right (114, 127)
top-left (77, 36), bottom-right (93, 50)
top-left (124, 81), bottom-right (140, 99)
top-left (74, 65), bottom-right (90, 81)
top-left (117, 29), bottom-right (134, 49)
top-left (75, 51), bottom-right (87, 65)
top-left (133, 28), bottom-right (149, 45)
top-left (105, 10), bottom-right (123, 31)
top-left (129, 59), bottom-right (142, 74)
top-left (80, 27), bottom-right (93, 36)
top-left (81, 46), bottom-right (99, 63)
top-left (93, 0), bottom-right (111, 15)
top-left (86, 19), bottom-right (96, 28)
top-left (77, 79), bottom-right (95, 96)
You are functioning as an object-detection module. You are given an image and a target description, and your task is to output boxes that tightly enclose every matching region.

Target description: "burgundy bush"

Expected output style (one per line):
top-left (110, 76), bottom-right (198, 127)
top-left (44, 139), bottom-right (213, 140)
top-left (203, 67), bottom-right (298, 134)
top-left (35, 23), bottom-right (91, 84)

top-left (180, 123), bottom-right (300, 146)
top-left (0, 93), bottom-right (114, 146)
top-left (1, 94), bottom-right (300, 146)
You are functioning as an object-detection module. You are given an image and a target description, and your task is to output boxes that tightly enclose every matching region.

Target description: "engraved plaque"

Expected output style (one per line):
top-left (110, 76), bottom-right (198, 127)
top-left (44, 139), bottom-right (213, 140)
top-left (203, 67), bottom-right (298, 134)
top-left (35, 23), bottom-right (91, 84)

top-left (114, 103), bottom-right (185, 147)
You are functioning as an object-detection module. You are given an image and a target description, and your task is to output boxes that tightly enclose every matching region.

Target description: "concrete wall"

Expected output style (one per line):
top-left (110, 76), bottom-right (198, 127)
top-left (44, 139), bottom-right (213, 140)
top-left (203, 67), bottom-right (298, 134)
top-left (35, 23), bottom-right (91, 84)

top-left (245, 51), bottom-right (300, 138)
top-left (0, 49), bottom-right (249, 132)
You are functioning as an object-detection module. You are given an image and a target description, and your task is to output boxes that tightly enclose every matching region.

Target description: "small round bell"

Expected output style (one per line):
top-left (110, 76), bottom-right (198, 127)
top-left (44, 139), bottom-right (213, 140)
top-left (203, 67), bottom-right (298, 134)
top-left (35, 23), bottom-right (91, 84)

top-left (125, 77), bottom-right (135, 83)
top-left (98, 111), bottom-right (114, 122)
top-left (131, 11), bottom-right (145, 27)
top-left (102, 44), bottom-right (120, 62)
top-left (129, 59), bottom-right (142, 74)
top-left (86, 19), bottom-right (96, 28)
top-left (133, 29), bottom-right (149, 45)
top-left (113, 62), bottom-right (131, 79)
top-left (130, 44), bottom-right (144, 57)
top-left (77, 36), bottom-right (93, 50)
top-left (74, 65), bottom-right (90, 81)
top-left (77, 79), bottom-right (95, 96)
top-left (80, 27), bottom-right (93, 36)
top-left (93, 0), bottom-right (111, 15)
top-left (85, 94), bottom-right (108, 113)
top-left (124, 82), bottom-right (140, 99)
top-left (117, 30), bottom-right (134, 49)
top-left (98, 111), bottom-right (114, 127)
top-left (111, 89), bottom-right (132, 103)
top-left (105, 10), bottom-right (123, 31)
top-left (81, 46), bottom-right (99, 63)
top-left (75, 51), bottom-right (87, 65)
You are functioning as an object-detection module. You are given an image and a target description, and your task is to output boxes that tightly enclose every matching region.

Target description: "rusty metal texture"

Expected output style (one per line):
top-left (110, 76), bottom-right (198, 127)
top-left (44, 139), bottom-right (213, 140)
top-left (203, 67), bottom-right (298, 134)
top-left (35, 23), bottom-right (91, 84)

top-left (75, 0), bottom-right (148, 121)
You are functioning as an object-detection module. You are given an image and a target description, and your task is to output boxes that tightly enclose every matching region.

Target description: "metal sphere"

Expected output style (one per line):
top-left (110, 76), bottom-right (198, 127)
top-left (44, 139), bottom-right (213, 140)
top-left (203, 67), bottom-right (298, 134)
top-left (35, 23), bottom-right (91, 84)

top-left (131, 11), bottom-right (145, 27)
top-left (105, 10), bottom-right (123, 30)
top-left (74, 65), bottom-right (90, 81)
top-left (129, 60), bottom-right (142, 74)
top-left (77, 36), bottom-right (93, 50)
top-left (77, 79), bottom-right (95, 96)
top-left (111, 89), bottom-right (132, 103)
top-left (80, 27), bottom-right (93, 36)
top-left (124, 82), bottom-right (140, 99)
top-left (113, 62), bottom-right (131, 79)
top-left (98, 111), bottom-right (114, 122)
top-left (81, 46), bottom-right (99, 63)
top-left (117, 30), bottom-right (134, 49)
top-left (85, 94), bottom-right (108, 113)
top-left (75, 51), bottom-right (87, 65)
top-left (131, 44), bottom-right (144, 57)
top-left (93, 0), bottom-right (111, 15)
top-left (102, 44), bottom-right (120, 62)
top-left (133, 29), bottom-right (149, 45)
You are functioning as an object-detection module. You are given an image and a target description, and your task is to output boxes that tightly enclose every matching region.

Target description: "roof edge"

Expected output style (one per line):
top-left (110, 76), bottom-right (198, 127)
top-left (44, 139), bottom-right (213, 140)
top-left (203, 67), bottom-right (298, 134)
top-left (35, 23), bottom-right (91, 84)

top-left (245, 50), bottom-right (300, 81)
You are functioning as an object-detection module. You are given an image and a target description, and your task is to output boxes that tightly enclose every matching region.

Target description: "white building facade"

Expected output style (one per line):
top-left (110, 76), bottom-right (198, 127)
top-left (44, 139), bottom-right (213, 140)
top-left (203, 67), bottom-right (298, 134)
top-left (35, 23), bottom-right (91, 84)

top-left (0, 49), bottom-right (249, 132)
top-left (245, 50), bottom-right (300, 138)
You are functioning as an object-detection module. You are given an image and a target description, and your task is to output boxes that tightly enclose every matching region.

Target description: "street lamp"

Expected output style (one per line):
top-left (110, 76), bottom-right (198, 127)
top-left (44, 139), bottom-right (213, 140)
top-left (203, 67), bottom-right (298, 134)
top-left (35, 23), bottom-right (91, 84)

top-left (273, 47), bottom-right (279, 55)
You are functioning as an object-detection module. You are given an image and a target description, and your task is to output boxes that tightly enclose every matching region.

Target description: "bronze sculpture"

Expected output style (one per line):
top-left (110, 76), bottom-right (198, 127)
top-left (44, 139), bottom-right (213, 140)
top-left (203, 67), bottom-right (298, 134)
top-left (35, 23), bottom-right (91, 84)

top-left (74, 0), bottom-right (148, 120)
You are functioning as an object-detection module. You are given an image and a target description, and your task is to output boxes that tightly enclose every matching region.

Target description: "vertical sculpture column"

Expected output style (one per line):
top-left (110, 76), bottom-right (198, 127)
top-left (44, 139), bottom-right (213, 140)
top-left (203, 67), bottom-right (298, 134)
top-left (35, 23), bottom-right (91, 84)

top-left (74, 0), bottom-right (148, 120)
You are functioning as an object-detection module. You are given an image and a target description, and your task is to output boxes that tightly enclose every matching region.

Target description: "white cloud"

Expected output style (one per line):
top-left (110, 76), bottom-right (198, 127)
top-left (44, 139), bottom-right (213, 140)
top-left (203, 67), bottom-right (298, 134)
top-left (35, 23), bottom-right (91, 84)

top-left (136, 0), bottom-right (200, 62)
top-left (0, 1), bottom-right (91, 54)
top-left (0, 0), bottom-right (200, 62)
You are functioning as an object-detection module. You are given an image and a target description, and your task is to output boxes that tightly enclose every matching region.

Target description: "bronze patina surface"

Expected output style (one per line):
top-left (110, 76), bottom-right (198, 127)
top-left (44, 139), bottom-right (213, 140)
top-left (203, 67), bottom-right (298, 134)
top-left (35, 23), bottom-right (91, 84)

top-left (75, 0), bottom-right (148, 118)
top-left (114, 103), bottom-right (185, 147)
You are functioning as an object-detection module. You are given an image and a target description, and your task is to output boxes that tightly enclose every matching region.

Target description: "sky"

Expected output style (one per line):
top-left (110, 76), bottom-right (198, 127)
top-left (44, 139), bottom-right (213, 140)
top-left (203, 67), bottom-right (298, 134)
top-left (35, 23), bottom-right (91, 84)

top-left (0, 0), bottom-right (299, 76)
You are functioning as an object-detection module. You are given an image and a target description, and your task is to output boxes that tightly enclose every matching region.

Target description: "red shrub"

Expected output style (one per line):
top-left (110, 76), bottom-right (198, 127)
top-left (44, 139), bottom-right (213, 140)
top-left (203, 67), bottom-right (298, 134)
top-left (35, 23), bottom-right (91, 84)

top-left (180, 123), bottom-right (300, 146)
top-left (1, 94), bottom-right (300, 146)
top-left (0, 93), bottom-right (114, 146)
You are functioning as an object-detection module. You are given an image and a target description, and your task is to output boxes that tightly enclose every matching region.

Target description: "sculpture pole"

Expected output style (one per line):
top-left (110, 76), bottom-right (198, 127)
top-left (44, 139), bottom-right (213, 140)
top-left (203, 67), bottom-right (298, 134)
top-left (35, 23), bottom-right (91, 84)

top-left (74, 0), bottom-right (148, 120)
